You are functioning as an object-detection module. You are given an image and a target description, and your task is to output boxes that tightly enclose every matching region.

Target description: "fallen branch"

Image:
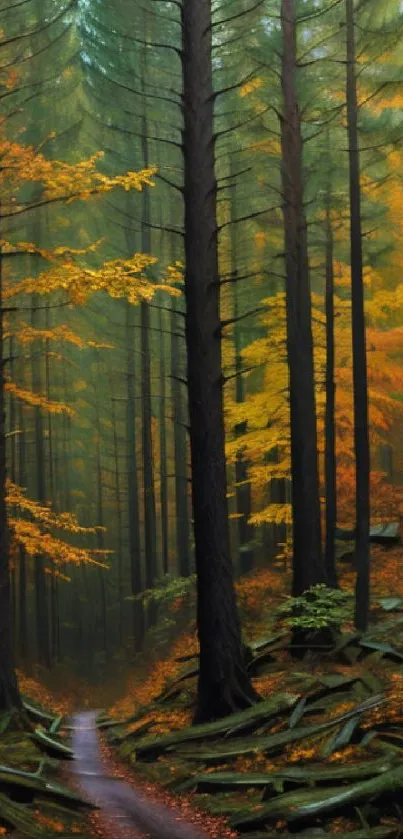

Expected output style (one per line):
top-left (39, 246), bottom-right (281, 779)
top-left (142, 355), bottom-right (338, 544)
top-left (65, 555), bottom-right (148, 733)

top-left (133, 693), bottom-right (299, 760)
top-left (231, 762), bottom-right (403, 828)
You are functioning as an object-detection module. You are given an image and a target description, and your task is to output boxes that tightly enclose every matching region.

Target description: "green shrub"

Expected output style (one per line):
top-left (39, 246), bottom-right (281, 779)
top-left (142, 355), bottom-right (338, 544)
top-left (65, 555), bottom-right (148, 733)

top-left (278, 583), bottom-right (352, 632)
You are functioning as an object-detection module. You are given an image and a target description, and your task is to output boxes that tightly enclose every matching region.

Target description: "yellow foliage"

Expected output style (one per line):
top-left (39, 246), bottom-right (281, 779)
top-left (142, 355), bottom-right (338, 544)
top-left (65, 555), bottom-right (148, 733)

top-left (5, 381), bottom-right (73, 416)
top-left (239, 76), bottom-right (264, 98)
top-left (5, 250), bottom-right (180, 307)
top-left (7, 482), bottom-right (109, 569)
top-left (226, 274), bottom-right (403, 528)
top-left (11, 322), bottom-right (85, 348)
top-left (0, 138), bottom-right (156, 214)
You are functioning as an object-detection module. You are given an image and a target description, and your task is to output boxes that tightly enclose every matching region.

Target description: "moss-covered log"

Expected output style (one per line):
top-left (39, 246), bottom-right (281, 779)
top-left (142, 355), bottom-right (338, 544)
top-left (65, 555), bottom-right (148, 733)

top-left (174, 755), bottom-right (396, 793)
top-left (0, 764), bottom-right (89, 806)
top-left (132, 693), bottom-right (298, 759)
top-left (174, 695), bottom-right (384, 763)
top-left (237, 829), bottom-right (397, 839)
top-left (31, 729), bottom-right (73, 760)
top-left (231, 763), bottom-right (403, 828)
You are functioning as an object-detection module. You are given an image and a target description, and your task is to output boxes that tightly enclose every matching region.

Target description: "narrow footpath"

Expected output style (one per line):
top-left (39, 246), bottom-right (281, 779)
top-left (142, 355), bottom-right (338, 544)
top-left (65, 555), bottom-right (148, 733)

top-left (70, 712), bottom-right (207, 839)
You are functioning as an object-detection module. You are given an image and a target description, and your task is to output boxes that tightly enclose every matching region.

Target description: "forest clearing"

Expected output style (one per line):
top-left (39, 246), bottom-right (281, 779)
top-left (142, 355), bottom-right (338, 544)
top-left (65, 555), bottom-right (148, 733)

top-left (1, 0), bottom-right (403, 837)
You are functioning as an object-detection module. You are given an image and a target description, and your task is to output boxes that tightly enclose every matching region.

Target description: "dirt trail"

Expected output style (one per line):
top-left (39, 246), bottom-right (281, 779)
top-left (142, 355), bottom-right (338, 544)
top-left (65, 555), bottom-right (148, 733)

top-left (70, 711), bottom-right (207, 839)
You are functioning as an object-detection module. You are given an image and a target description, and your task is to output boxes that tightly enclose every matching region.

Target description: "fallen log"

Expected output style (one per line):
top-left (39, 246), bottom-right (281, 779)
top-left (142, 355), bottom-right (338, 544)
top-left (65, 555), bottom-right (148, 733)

top-left (22, 702), bottom-right (55, 725)
top-left (230, 762), bottom-right (403, 829)
top-left (173, 755), bottom-right (396, 794)
top-left (0, 792), bottom-right (52, 837)
top-left (132, 693), bottom-right (299, 760)
top-left (174, 695), bottom-right (386, 763)
top-left (0, 764), bottom-right (89, 806)
top-left (237, 829), bottom-right (397, 839)
top-left (31, 729), bottom-right (73, 760)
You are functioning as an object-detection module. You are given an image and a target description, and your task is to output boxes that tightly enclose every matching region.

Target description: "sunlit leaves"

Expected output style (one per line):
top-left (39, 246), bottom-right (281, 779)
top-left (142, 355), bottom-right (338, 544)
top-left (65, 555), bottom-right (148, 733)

top-left (7, 481), bottom-right (109, 571)
top-left (5, 381), bottom-right (73, 416)
top-left (0, 140), bottom-right (157, 215)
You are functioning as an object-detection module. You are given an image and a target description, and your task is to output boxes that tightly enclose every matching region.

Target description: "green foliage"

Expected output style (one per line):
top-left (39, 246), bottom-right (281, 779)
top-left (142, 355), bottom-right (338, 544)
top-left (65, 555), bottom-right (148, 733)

top-left (278, 584), bottom-right (352, 631)
top-left (126, 574), bottom-right (196, 606)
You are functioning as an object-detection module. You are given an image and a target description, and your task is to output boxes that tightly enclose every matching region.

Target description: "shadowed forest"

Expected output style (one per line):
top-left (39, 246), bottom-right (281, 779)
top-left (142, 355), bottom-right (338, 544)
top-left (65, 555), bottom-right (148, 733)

top-left (1, 0), bottom-right (403, 837)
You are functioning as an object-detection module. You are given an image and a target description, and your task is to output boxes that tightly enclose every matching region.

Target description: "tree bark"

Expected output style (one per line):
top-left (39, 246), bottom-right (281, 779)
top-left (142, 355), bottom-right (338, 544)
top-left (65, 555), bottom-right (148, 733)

top-left (111, 387), bottom-right (125, 647)
top-left (0, 247), bottom-right (21, 710)
top-left (17, 397), bottom-right (28, 663)
top-left (171, 296), bottom-right (191, 577)
top-left (346, 0), bottom-right (370, 631)
top-left (280, 0), bottom-right (326, 595)
top-left (182, 0), bottom-right (258, 722)
top-left (158, 305), bottom-right (169, 576)
top-left (230, 172), bottom-right (254, 575)
top-left (31, 299), bottom-right (51, 669)
top-left (94, 377), bottom-right (108, 658)
top-left (140, 43), bottom-right (158, 620)
top-left (126, 302), bottom-right (145, 652)
top-left (324, 183), bottom-right (338, 588)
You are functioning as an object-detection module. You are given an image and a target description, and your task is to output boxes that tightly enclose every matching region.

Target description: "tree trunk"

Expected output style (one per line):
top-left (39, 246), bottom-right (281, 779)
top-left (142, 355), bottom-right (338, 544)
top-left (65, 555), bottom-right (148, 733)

top-left (324, 185), bottom-right (338, 588)
top-left (280, 0), bottom-right (325, 596)
top-left (140, 44), bottom-right (158, 619)
top-left (126, 302), bottom-right (145, 652)
top-left (0, 247), bottom-right (21, 710)
top-left (171, 297), bottom-right (190, 577)
top-left (182, 0), bottom-right (259, 722)
top-left (230, 173), bottom-right (254, 575)
top-left (346, 0), bottom-right (370, 631)
top-left (45, 303), bottom-right (59, 662)
top-left (17, 400), bottom-right (28, 662)
top-left (31, 300), bottom-right (51, 669)
top-left (111, 388), bottom-right (125, 647)
top-left (158, 305), bottom-right (169, 576)
top-left (94, 382), bottom-right (108, 658)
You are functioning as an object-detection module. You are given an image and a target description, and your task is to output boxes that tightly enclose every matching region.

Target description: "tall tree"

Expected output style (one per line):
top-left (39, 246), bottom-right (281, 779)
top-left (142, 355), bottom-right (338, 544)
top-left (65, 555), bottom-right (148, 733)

top-left (0, 250), bottom-right (21, 710)
top-left (346, 0), bottom-right (370, 630)
top-left (230, 168), bottom-right (254, 575)
top-left (182, 0), bottom-right (258, 722)
top-left (171, 297), bottom-right (191, 578)
top-left (280, 0), bottom-right (326, 595)
top-left (324, 170), bottom-right (338, 588)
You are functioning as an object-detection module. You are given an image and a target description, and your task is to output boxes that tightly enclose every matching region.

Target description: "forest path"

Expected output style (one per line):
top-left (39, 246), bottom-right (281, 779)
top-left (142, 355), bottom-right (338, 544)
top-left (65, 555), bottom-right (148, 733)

top-left (70, 711), bottom-right (206, 839)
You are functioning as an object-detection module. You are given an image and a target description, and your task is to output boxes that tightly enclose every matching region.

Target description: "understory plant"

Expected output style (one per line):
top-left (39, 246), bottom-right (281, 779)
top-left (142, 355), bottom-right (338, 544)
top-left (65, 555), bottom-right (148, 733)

top-left (278, 584), bottom-right (352, 635)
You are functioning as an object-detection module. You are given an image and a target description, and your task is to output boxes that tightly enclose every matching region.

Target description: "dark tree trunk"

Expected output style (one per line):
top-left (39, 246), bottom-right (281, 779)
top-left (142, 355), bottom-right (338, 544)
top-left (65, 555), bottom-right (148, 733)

top-left (230, 173), bottom-right (254, 575)
top-left (94, 383), bottom-right (108, 658)
top-left (324, 184), bottom-right (338, 588)
top-left (346, 0), bottom-right (370, 631)
top-left (17, 401), bottom-right (28, 662)
top-left (158, 305), bottom-right (169, 576)
top-left (171, 297), bottom-right (190, 577)
top-left (182, 0), bottom-right (258, 722)
top-left (126, 302), bottom-right (145, 652)
top-left (111, 388), bottom-right (124, 646)
top-left (45, 303), bottom-right (59, 663)
top-left (0, 248), bottom-right (21, 710)
top-left (280, 0), bottom-right (326, 596)
top-left (140, 301), bottom-right (158, 597)
top-left (140, 47), bottom-right (158, 618)
top-left (8, 337), bottom-right (17, 653)
top-left (31, 300), bottom-right (51, 669)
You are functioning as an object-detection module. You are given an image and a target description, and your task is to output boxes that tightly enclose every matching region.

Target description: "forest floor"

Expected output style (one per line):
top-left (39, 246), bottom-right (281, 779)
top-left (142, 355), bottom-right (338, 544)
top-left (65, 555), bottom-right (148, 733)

top-left (95, 546), bottom-right (403, 838)
top-left (2, 545), bottom-right (403, 838)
